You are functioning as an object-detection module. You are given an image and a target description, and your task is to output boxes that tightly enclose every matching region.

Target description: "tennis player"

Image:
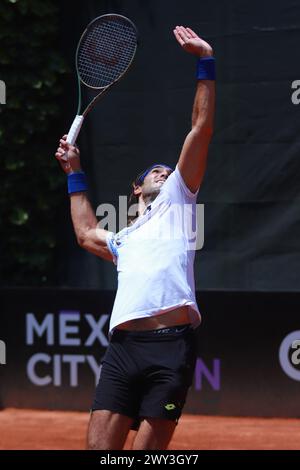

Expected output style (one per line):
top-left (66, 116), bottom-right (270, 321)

top-left (55, 26), bottom-right (215, 450)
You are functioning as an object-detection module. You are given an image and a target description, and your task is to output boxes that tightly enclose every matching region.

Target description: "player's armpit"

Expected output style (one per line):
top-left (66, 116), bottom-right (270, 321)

top-left (78, 227), bottom-right (114, 262)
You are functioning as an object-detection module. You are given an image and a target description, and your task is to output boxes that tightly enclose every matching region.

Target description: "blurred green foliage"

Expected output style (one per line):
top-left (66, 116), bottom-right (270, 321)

top-left (0, 0), bottom-right (68, 285)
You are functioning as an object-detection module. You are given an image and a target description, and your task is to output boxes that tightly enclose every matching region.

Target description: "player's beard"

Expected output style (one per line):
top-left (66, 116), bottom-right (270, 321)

top-left (142, 180), bottom-right (164, 202)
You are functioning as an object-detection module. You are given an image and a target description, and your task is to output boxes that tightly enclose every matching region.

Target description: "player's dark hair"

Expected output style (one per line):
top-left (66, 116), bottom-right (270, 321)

top-left (127, 175), bottom-right (142, 226)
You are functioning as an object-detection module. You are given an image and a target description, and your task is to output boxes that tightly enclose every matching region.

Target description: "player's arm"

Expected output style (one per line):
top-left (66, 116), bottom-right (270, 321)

top-left (173, 26), bottom-right (215, 194)
top-left (55, 136), bottom-right (113, 262)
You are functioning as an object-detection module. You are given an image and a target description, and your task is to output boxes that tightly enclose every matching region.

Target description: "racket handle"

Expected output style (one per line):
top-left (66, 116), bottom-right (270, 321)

top-left (66, 115), bottom-right (84, 145)
top-left (60, 115), bottom-right (84, 162)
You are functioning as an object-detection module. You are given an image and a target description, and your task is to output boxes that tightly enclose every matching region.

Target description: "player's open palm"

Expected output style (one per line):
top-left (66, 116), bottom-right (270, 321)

top-left (173, 26), bottom-right (213, 58)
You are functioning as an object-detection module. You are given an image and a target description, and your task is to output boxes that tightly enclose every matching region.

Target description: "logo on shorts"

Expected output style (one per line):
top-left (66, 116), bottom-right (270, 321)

top-left (165, 403), bottom-right (176, 411)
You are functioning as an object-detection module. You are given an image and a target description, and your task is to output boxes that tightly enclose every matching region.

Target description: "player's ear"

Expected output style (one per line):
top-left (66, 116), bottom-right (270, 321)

top-left (133, 184), bottom-right (142, 196)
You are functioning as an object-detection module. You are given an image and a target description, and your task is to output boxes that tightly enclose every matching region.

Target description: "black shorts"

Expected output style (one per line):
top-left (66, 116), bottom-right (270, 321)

top-left (91, 324), bottom-right (197, 430)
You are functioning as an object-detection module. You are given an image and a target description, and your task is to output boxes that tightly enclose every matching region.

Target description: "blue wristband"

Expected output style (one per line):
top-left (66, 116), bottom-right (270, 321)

top-left (67, 171), bottom-right (88, 194)
top-left (196, 56), bottom-right (215, 80)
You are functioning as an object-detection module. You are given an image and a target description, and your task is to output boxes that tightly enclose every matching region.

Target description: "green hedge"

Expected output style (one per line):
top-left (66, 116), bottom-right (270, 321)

top-left (0, 0), bottom-right (68, 285)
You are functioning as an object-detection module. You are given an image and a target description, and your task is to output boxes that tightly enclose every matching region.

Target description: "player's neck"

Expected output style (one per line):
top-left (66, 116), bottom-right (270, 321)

top-left (138, 194), bottom-right (157, 217)
top-left (127, 194), bottom-right (158, 227)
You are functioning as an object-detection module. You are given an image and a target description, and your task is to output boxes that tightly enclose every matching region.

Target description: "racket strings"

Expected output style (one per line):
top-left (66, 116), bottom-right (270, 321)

top-left (77, 17), bottom-right (137, 89)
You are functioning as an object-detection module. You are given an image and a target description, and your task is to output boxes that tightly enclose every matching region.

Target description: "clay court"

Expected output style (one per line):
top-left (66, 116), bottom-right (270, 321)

top-left (0, 409), bottom-right (299, 450)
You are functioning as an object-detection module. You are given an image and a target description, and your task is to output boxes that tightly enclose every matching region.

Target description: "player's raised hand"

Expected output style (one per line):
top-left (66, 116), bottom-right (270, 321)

top-left (55, 135), bottom-right (82, 175)
top-left (173, 26), bottom-right (213, 57)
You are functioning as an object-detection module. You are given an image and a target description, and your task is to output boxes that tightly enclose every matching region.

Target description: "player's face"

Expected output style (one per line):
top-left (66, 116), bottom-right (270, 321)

top-left (141, 166), bottom-right (172, 198)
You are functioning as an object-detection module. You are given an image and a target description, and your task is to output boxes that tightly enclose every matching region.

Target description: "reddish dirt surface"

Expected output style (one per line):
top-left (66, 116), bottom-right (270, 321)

top-left (0, 408), bottom-right (299, 450)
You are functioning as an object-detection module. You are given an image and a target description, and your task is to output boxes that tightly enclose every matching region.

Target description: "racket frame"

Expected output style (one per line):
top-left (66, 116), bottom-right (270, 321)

top-left (65, 14), bottom-right (138, 148)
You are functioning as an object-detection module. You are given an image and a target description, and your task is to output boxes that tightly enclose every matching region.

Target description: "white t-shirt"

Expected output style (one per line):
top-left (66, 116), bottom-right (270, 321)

top-left (105, 164), bottom-right (202, 336)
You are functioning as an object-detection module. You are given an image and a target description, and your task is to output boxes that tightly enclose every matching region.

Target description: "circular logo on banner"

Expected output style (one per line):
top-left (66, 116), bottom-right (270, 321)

top-left (279, 331), bottom-right (300, 381)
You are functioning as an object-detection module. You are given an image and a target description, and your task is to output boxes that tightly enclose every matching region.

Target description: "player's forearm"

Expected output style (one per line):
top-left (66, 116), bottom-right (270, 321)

top-left (70, 193), bottom-right (98, 245)
top-left (191, 80), bottom-right (215, 133)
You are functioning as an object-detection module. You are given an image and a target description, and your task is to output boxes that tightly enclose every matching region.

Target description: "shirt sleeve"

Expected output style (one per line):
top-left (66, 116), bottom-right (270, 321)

top-left (161, 164), bottom-right (200, 204)
top-left (105, 231), bottom-right (118, 266)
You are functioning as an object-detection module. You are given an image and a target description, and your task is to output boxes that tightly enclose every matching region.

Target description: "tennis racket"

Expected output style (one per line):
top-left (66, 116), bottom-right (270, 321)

top-left (63, 14), bottom-right (138, 157)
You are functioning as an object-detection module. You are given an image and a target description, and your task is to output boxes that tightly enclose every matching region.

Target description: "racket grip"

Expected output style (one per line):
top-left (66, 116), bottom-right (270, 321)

top-left (66, 115), bottom-right (84, 145)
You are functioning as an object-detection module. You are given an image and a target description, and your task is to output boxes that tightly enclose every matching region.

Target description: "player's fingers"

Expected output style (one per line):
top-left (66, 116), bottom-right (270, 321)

top-left (186, 27), bottom-right (198, 38)
top-left (56, 152), bottom-right (69, 163)
top-left (180, 26), bottom-right (192, 38)
top-left (173, 29), bottom-right (185, 46)
top-left (175, 29), bottom-right (188, 44)
top-left (176, 27), bottom-right (192, 46)
top-left (60, 139), bottom-right (69, 149)
top-left (178, 25), bottom-right (191, 40)
top-left (55, 149), bottom-right (66, 157)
